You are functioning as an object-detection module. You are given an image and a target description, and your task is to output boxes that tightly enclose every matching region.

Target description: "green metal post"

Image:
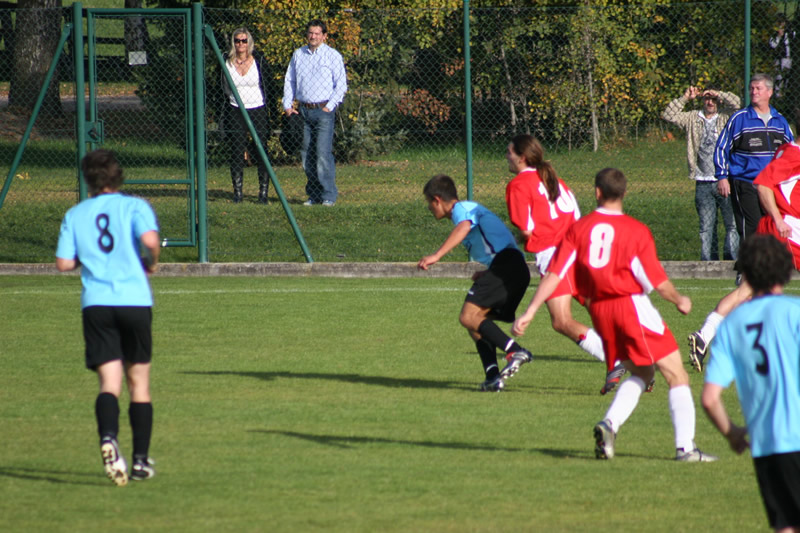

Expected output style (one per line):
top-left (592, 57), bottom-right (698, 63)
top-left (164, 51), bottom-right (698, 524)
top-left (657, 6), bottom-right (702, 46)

top-left (204, 24), bottom-right (314, 263)
top-left (193, 3), bottom-right (208, 262)
top-left (183, 10), bottom-right (196, 250)
top-left (75, 2), bottom-right (88, 200)
top-left (744, 0), bottom-right (751, 106)
top-left (463, 0), bottom-right (474, 200)
top-left (0, 22), bottom-right (74, 209)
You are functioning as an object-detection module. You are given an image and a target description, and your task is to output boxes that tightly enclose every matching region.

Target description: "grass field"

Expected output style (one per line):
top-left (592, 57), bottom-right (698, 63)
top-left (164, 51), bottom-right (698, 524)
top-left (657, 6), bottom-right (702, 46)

top-left (0, 274), bottom-right (775, 532)
top-left (0, 136), bottom-right (709, 264)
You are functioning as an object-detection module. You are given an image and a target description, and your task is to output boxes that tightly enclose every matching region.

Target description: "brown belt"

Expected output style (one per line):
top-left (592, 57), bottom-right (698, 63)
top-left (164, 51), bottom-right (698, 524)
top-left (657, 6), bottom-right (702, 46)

top-left (301, 102), bottom-right (327, 109)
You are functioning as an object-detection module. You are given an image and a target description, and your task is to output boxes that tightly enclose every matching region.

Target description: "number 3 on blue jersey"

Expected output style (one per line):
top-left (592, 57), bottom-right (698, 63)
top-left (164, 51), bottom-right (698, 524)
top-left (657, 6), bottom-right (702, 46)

top-left (746, 322), bottom-right (769, 375)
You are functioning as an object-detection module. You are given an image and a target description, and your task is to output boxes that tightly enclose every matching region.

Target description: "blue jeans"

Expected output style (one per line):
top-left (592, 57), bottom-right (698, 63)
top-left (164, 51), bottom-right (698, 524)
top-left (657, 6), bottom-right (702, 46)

top-left (696, 181), bottom-right (738, 260)
top-left (300, 107), bottom-right (337, 203)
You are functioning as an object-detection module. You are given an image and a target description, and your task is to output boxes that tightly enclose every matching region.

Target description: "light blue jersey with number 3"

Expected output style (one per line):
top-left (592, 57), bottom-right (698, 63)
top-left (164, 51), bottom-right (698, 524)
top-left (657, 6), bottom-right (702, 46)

top-left (56, 193), bottom-right (159, 308)
top-left (707, 294), bottom-right (800, 458)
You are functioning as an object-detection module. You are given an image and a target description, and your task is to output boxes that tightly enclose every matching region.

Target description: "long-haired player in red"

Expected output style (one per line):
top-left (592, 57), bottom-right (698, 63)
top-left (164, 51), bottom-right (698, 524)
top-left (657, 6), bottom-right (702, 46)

top-left (502, 134), bottom-right (625, 394)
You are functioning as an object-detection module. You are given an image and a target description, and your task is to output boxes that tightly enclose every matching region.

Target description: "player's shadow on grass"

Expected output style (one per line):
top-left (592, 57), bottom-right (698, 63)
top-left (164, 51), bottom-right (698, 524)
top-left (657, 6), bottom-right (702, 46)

top-left (0, 466), bottom-right (107, 486)
top-left (253, 430), bottom-right (622, 460)
top-left (183, 370), bottom-right (476, 391)
top-left (253, 429), bottom-right (529, 453)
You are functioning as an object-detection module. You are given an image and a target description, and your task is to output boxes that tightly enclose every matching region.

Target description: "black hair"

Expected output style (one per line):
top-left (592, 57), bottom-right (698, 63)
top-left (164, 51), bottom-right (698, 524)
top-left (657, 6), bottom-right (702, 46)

top-left (595, 168), bottom-right (626, 201)
top-left (423, 174), bottom-right (458, 202)
top-left (740, 234), bottom-right (793, 292)
top-left (307, 19), bottom-right (327, 34)
top-left (81, 149), bottom-right (124, 194)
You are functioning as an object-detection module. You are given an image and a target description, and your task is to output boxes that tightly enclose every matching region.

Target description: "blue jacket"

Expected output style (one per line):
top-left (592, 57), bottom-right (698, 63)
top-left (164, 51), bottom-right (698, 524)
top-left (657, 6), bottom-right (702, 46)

top-left (714, 105), bottom-right (793, 182)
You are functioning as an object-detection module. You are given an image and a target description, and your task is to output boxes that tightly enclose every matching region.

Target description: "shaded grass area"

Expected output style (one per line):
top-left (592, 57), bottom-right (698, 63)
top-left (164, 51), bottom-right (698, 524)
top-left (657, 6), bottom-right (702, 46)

top-left (0, 276), bottom-right (769, 532)
top-left (1, 135), bottom-right (712, 262)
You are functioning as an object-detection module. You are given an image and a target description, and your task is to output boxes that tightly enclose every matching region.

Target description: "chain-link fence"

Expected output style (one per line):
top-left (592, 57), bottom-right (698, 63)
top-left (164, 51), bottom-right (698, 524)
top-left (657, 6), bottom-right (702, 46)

top-left (1, 1), bottom-right (798, 263)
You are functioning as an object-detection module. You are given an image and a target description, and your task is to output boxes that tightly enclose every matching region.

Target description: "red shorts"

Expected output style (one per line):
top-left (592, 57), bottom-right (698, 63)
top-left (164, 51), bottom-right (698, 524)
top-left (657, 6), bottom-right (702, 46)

top-left (757, 216), bottom-right (800, 270)
top-left (589, 294), bottom-right (678, 371)
top-left (545, 268), bottom-right (586, 306)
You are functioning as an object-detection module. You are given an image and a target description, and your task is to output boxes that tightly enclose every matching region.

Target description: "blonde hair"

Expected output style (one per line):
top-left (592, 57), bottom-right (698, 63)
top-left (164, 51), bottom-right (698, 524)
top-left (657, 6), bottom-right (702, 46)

top-left (227, 28), bottom-right (254, 64)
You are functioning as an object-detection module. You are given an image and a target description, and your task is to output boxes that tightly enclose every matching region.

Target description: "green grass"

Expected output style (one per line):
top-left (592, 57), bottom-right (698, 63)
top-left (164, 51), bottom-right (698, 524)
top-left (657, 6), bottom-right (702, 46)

top-left (0, 275), bottom-right (773, 532)
top-left (0, 135), bottom-right (715, 263)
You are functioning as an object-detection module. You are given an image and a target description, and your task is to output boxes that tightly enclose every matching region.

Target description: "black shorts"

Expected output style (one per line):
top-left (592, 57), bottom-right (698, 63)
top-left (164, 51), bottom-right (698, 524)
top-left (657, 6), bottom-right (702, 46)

top-left (82, 306), bottom-right (153, 370)
top-left (754, 451), bottom-right (800, 530)
top-left (465, 248), bottom-right (531, 323)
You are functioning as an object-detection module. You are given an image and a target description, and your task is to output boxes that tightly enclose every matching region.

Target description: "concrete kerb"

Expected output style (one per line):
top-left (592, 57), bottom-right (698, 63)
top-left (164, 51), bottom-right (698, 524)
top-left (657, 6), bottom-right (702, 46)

top-left (0, 261), bottom-right (784, 279)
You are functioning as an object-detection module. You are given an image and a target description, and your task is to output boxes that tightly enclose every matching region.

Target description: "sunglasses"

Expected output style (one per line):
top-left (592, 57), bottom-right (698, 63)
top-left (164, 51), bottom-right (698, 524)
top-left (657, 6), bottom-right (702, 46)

top-left (234, 38), bottom-right (247, 44)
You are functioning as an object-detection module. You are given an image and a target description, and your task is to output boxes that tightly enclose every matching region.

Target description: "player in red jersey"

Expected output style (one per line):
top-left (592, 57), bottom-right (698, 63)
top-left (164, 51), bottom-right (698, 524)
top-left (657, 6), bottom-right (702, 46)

top-left (502, 135), bottom-right (625, 394)
top-left (513, 168), bottom-right (717, 461)
top-left (688, 141), bottom-right (800, 373)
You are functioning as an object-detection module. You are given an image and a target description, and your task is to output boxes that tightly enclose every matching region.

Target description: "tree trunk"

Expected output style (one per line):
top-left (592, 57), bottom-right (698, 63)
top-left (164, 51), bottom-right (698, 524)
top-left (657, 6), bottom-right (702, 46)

top-left (9, 0), bottom-right (64, 118)
top-left (124, 0), bottom-right (149, 58)
top-left (499, 44), bottom-right (518, 133)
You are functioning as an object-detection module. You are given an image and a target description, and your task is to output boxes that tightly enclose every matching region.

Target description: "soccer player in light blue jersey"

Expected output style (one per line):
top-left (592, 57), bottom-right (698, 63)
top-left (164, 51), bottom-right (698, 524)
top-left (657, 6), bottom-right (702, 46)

top-left (417, 174), bottom-right (533, 392)
top-left (703, 234), bottom-right (800, 532)
top-left (56, 149), bottom-right (160, 486)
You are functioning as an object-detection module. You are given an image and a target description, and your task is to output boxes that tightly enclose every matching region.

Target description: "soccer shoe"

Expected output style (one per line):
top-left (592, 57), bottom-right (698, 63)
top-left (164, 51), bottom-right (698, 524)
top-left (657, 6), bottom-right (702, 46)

top-left (593, 419), bottom-right (616, 460)
top-left (645, 378), bottom-right (656, 393)
top-left (130, 457), bottom-right (156, 481)
top-left (100, 437), bottom-right (128, 487)
top-left (499, 349), bottom-right (533, 379)
top-left (675, 447), bottom-right (719, 462)
top-left (478, 375), bottom-right (505, 392)
top-left (687, 331), bottom-right (708, 373)
top-left (600, 365), bottom-right (626, 395)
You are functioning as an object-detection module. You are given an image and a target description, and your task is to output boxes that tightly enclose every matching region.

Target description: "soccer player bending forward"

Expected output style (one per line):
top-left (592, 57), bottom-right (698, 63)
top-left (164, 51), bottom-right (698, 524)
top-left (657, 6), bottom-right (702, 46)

top-left (513, 168), bottom-right (717, 461)
top-left (56, 149), bottom-right (160, 486)
top-left (703, 234), bottom-right (800, 533)
top-left (418, 174), bottom-right (533, 392)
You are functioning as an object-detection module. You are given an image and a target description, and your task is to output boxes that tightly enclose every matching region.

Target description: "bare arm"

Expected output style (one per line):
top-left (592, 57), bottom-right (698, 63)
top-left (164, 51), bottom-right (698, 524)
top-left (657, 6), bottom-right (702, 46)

top-left (512, 271), bottom-right (561, 336)
top-left (702, 382), bottom-right (750, 454)
top-left (417, 220), bottom-right (471, 270)
top-left (140, 230), bottom-right (161, 273)
top-left (758, 184), bottom-right (792, 238)
top-left (654, 278), bottom-right (692, 315)
top-left (56, 257), bottom-right (79, 272)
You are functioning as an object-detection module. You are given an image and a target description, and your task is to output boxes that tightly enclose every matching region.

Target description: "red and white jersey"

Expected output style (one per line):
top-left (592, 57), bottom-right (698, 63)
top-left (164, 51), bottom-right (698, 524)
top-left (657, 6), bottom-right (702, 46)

top-left (505, 168), bottom-right (580, 253)
top-left (550, 208), bottom-right (669, 302)
top-left (754, 141), bottom-right (800, 219)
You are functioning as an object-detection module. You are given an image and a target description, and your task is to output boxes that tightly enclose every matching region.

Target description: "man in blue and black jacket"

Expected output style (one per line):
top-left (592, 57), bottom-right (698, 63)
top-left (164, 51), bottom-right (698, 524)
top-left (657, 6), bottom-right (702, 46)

top-left (714, 73), bottom-right (794, 257)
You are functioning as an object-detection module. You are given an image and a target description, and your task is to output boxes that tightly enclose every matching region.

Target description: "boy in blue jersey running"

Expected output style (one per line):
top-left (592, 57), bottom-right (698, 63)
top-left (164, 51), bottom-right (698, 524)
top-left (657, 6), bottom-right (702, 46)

top-left (703, 234), bottom-right (800, 532)
top-left (417, 174), bottom-right (533, 391)
top-left (56, 149), bottom-right (161, 486)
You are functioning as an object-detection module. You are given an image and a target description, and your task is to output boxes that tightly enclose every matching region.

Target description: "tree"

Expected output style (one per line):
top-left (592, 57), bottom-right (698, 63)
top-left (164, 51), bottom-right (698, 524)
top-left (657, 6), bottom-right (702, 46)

top-left (9, 0), bottom-right (64, 118)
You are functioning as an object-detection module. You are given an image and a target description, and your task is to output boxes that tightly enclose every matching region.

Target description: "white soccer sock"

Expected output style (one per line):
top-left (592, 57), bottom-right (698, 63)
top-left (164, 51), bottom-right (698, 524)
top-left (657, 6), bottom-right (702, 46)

top-left (699, 312), bottom-right (724, 344)
top-left (578, 328), bottom-right (606, 362)
top-left (669, 385), bottom-right (696, 451)
top-left (604, 375), bottom-right (646, 432)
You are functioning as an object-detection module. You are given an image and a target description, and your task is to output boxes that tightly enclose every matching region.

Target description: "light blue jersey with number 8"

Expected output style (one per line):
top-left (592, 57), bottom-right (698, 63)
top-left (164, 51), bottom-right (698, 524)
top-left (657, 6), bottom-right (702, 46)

top-left (56, 192), bottom-right (159, 308)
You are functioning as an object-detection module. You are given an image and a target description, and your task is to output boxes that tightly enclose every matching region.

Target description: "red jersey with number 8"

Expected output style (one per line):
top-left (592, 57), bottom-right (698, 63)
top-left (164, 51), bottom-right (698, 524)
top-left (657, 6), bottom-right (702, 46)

top-left (549, 208), bottom-right (669, 302)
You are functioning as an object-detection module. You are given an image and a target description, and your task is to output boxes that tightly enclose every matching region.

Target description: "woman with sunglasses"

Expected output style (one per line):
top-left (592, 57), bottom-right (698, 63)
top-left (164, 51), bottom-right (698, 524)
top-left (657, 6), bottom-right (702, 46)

top-left (222, 28), bottom-right (275, 204)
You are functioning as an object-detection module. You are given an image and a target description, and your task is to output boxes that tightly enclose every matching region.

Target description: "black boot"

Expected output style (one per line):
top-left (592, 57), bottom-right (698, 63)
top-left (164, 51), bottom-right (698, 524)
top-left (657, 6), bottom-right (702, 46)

top-left (258, 173), bottom-right (269, 204)
top-left (232, 172), bottom-right (243, 203)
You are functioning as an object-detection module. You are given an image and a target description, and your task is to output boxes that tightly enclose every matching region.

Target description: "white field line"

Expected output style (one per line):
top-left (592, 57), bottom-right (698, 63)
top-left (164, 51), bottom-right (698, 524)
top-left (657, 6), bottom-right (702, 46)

top-left (4, 285), bottom-right (800, 297)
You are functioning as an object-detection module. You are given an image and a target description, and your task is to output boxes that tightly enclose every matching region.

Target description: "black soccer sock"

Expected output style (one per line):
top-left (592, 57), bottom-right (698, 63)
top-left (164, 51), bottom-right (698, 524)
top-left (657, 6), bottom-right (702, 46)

top-left (95, 392), bottom-right (119, 441)
top-left (478, 319), bottom-right (521, 354)
top-left (129, 402), bottom-right (153, 460)
top-left (475, 339), bottom-right (499, 379)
